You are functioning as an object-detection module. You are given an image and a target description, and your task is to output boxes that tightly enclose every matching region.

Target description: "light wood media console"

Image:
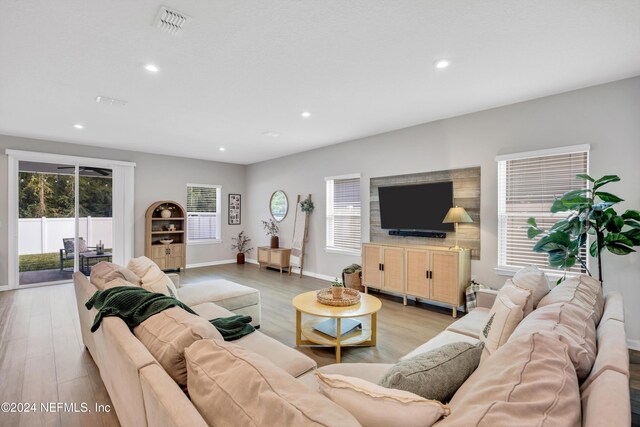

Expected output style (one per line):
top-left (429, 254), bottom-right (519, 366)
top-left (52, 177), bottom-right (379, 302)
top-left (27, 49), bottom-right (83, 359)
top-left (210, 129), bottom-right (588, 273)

top-left (362, 242), bottom-right (471, 317)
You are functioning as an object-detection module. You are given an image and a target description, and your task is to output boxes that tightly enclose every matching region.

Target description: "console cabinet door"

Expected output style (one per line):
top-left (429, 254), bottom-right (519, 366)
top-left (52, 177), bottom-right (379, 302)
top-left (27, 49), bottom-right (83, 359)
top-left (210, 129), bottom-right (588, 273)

top-left (362, 244), bottom-right (382, 289)
top-left (258, 247), bottom-right (270, 264)
top-left (382, 247), bottom-right (404, 292)
top-left (405, 249), bottom-right (430, 298)
top-left (429, 251), bottom-right (459, 304)
top-left (166, 245), bottom-right (183, 269)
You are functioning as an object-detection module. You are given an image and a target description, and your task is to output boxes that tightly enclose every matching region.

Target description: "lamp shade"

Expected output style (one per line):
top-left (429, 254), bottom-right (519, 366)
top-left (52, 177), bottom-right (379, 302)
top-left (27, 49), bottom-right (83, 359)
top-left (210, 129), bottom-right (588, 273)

top-left (442, 206), bottom-right (473, 224)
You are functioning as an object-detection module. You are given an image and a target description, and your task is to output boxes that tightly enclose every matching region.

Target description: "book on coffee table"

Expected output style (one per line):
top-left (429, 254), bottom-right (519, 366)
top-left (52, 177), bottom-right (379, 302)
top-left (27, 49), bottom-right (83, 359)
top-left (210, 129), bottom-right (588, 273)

top-left (313, 318), bottom-right (362, 338)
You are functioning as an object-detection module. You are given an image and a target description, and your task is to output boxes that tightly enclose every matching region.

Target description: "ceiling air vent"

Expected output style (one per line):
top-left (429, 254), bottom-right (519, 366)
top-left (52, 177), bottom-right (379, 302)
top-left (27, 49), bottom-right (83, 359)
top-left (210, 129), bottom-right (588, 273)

top-left (95, 96), bottom-right (128, 107)
top-left (154, 6), bottom-right (190, 35)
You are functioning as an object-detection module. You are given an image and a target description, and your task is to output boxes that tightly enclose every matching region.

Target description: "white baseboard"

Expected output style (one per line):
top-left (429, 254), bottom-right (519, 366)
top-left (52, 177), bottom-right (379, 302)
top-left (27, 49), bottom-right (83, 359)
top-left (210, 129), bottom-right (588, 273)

top-left (186, 259), bottom-right (236, 269)
top-left (245, 258), bottom-right (333, 282)
top-left (627, 338), bottom-right (640, 351)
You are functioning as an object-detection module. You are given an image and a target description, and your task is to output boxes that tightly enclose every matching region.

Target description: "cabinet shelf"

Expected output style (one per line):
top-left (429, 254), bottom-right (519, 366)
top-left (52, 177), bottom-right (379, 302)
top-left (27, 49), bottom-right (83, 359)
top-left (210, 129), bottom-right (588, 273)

top-left (145, 201), bottom-right (187, 271)
top-left (152, 217), bottom-right (185, 220)
top-left (151, 231), bottom-right (184, 234)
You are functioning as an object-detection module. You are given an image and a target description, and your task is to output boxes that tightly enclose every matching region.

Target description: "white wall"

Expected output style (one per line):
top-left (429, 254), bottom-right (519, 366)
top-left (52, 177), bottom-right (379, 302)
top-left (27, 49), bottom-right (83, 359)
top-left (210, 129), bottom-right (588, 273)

top-left (245, 76), bottom-right (640, 345)
top-left (0, 135), bottom-right (246, 284)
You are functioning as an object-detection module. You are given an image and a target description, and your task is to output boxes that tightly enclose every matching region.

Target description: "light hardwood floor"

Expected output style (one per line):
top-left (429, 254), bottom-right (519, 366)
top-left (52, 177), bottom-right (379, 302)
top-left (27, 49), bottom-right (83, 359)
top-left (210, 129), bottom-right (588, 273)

top-left (1, 263), bottom-right (638, 426)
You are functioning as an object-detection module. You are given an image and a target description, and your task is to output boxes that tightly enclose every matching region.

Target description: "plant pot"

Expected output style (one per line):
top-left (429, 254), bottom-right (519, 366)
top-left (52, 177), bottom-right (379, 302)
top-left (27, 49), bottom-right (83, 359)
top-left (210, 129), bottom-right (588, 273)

top-left (331, 287), bottom-right (344, 299)
top-left (160, 209), bottom-right (171, 218)
top-left (270, 236), bottom-right (279, 249)
top-left (237, 253), bottom-right (245, 264)
top-left (343, 272), bottom-right (363, 292)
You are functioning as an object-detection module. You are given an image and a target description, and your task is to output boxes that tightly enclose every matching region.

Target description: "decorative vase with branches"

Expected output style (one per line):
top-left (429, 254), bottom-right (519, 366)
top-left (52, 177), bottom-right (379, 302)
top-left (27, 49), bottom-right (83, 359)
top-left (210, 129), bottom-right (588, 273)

top-left (527, 174), bottom-right (639, 284)
top-left (262, 219), bottom-right (280, 248)
top-left (231, 231), bottom-right (253, 264)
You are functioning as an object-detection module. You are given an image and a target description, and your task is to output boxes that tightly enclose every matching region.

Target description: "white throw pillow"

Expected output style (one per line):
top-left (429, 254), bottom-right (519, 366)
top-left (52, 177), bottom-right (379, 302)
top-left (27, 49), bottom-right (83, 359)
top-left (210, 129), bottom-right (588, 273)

top-left (316, 372), bottom-right (450, 427)
top-left (499, 279), bottom-right (533, 316)
top-left (479, 294), bottom-right (524, 361)
top-left (512, 265), bottom-right (551, 308)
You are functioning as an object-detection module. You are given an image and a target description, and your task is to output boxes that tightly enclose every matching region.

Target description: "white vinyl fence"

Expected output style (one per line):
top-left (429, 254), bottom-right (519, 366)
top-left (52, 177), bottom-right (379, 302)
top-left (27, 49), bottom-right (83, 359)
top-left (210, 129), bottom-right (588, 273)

top-left (19, 217), bottom-right (113, 255)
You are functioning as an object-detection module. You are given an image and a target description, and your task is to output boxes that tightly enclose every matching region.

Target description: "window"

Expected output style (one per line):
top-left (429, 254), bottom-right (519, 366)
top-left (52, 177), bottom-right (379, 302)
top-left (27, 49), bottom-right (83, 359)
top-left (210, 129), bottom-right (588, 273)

top-left (187, 184), bottom-right (221, 243)
top-left (496, 145), bottom-right (589, 274)
top-left (326, 174), bottom-right (361, 255)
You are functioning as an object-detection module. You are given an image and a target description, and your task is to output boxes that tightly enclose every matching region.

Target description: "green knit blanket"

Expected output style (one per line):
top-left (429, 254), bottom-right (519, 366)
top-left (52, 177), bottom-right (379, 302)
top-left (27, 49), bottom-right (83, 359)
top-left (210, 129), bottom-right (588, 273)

top-left (85, 286), bottom-right (255, 340)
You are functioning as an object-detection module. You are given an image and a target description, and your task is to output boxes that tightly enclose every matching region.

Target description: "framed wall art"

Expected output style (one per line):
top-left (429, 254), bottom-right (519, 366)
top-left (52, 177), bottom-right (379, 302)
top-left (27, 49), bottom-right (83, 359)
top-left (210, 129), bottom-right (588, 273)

top-left (228, 194), bottom-right (241, 225)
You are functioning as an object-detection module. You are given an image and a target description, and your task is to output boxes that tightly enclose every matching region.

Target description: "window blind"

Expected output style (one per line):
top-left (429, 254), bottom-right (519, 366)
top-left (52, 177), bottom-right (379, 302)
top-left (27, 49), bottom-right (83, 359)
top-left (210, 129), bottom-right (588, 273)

top-left (326, 176), bottom-right (361, 254)
top-left (187, 184), bottom-right (220, 242)
top-left (497, 150), bottom-right (589, 272)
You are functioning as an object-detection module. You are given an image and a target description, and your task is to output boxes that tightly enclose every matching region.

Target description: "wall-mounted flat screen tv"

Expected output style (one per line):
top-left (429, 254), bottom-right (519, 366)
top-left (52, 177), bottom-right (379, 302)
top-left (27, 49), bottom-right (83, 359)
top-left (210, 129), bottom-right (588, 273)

top-left (378, 182), bottom-right (454, 231)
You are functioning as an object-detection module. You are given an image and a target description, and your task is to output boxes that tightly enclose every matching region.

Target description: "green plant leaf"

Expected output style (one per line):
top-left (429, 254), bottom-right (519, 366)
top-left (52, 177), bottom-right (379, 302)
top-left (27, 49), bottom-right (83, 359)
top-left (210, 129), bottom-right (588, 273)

top-left (593, 175), bottom-right (621, 190)
top-left (622, 210), bottom-right (640, 221)
top-left (605, 232), bottom-right (634, 247)
top-left (527, 227), bottom-right (543, 239)
top-left (591, 202), bottom-right (615, 212)
top-left (551, 199), bottom-right (570, 213)
top-left (562, 189), bottom-right (591, 199)
top-left (595, 192), bottom-right (624, 203)
top-left (589, 240), bottom-right (599, 257)
top-left (622, 228), bottom-right (640, 245)
top-left (604, 216), bottom-right (625, 233)
top-left (576, 173), bottom-right (595, 182)
top-left (624, 219), bottom-right (640, 229)
top-left (526, 217), bottom-right (538, 227)
top-left (605, 242), bottom-right (635, 255)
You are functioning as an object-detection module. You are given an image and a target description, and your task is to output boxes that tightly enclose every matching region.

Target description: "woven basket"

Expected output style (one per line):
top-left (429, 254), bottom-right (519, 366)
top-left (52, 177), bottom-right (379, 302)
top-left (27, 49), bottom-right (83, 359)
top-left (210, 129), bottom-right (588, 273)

top-left (343, 271), bottom-right (363, 292)
top-left (316, 287), bottom-right (361, 306)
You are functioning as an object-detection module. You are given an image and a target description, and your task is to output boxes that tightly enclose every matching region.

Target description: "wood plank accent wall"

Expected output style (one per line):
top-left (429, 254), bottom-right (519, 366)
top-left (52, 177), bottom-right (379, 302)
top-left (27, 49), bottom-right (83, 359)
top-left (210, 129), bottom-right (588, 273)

top-left (369, 167), bottom-right (481, 260)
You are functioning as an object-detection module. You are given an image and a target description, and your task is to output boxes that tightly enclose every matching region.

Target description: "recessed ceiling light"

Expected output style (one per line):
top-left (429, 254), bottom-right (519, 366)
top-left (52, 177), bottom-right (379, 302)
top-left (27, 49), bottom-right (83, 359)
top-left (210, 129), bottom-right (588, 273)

top-left (263, 131), bottom-right (281, 137)
top-left (300, 111), bottom-right (311, 118)
top-left (144, 64), bottom-right (159, 73)
top-left (73, 124), bottom-right (84, 129)
top-left (219, 147), bottom-right (225, 152)
top-left (434, 59), bottom-right (450, 69)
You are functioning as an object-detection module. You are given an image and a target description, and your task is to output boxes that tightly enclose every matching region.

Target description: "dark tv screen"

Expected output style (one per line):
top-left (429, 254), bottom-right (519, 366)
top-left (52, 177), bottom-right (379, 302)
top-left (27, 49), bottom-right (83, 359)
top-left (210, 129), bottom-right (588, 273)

top-left (378, 182), bottom-right (454, 231)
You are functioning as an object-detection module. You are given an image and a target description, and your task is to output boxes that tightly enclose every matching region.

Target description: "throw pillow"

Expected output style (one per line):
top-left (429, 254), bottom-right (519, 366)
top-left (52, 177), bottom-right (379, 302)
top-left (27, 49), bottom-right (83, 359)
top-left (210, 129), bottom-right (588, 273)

top-left (537, 274), bottom-right (604, 327)
top-left (90, 261), bottom-right (141, 290)
top-left (102, 278), bottom-right (137, 290)
top-left (511, 265), bottom-right (551, 308)
top-left (185, 339), bottom-right (361, 427)
top-left (497, 280), bottom-right (533, 316)
top-left (141, 274), bottom-right (178, 297)
top-left (316, 372), bottom-right (450, 427)
top-left (479, 294), bottom-right (524, 360)
top-left (510, 302), bottom-right (596, 381)
top-left (77, 237), bottom-right (88, 253)
top-left (133, 307), bottom-right (222, 389)
top-left (440, 332), bottom-right (581, 426)
top-left (378, 342), bottom-right (482, 402)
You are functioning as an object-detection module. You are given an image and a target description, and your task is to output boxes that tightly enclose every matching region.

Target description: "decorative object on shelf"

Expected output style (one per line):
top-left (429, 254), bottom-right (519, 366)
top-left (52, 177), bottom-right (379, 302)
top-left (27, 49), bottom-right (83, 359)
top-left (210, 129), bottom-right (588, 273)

top-left (300, 195), bottom-right (315, 213)
top-left (231, 231), bottom-right (253, 264)
top-left (269, 190), bottom-right (288, 222)
top-left (229, 194), bottom-right (241, 225)
top-left (262, 218), bottom-right (280, 248)
top-left (442, 206), bottom-right (473, 250)
top-left (317, 286), bottom-right (361, 307)
top-left (331, 277), bottom-right (344, 299)
top-left (145, 201), bottom-right (186, 271)
top-left (527, 173), bottom-right (639, 285)
top-left (95, 240), bottom-right (105, 255)
top-left (342, 264), bottom-right (363, 291)
top-left (289, 194), bottom-right (312, 277)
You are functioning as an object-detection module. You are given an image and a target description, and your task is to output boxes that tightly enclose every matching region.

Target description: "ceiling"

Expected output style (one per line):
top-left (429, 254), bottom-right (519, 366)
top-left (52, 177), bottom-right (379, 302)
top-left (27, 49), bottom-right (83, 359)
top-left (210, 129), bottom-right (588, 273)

top-left (1, 1), bottom-right (639, 165)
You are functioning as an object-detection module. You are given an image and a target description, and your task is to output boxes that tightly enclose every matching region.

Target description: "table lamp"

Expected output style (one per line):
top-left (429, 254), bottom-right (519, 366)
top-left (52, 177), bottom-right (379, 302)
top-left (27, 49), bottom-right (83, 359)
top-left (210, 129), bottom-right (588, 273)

top-left (442, 206), bottom-right (473, 250)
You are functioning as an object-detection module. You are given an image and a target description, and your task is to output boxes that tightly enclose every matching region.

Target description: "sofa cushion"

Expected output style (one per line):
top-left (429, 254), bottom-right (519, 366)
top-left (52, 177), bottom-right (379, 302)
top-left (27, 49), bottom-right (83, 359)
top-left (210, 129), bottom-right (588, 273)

top-left (509, 302), bottom-right (596, 381)
top-left (127, 256), bottom-right (158, 277)
top-left (133, 307), bottom-right (222, 389)
top-left (580, 318), bottom-right (629, 392)
top-left (401, 330), bottom-right (479, 361)
top-left (102, 277), bottom-right (137, 290)
top-left (185, 339), bottom-right (360, 427)
top-left (177, 279), bottom-right (259, 310)
top-left (581, 369), bottom-right (631, 427)
top-left (379, 342), bottom-right (482, 402)
top-left (127, 256), bottom-right (179, 297)
top-left (445, 308), bottom-right (489, 339)
top-left (511, 265), bottom-right (551, 308)
top-left (599, 291), bottom-right (624, 324)
top-left (537, 274), bottom-right (604, 327)
top-left (90, 261), bottom-right (140, 289)
top-left (498, 280), bottom-right (533, 316)
top-left (316, 372), bottom-right (450, 427)
top-left (299, 363), bottom-right (394, 392)
top-left (479, 294), bottom-right (524, 360)
top-left (142, 274), bottom-right (177, 297)
top-left (441, 332), bottom-right (581, 426)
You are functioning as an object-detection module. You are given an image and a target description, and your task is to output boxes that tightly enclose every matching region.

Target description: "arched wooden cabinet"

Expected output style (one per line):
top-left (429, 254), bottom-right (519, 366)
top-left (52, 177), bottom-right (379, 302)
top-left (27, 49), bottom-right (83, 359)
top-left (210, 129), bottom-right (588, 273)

top-left (145, 201), bottom-right (186, 271)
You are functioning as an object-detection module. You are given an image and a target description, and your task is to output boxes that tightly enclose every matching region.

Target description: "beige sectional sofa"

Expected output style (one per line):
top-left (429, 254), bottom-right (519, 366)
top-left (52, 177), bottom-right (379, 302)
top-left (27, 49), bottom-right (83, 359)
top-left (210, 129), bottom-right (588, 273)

top-left (74, 264), bottom-right (631, 427)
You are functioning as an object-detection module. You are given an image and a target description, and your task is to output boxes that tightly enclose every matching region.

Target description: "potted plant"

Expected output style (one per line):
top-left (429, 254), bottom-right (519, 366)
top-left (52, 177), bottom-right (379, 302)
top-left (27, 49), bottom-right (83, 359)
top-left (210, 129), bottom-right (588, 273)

top-left (527, 173), bottom-right (639, 284)
top-left (330, 277), bottom-right (344, 299)
top-left (231, 231), bottom-right (253, 264)
top-left (262, 219), bottom-right (280, 248)
top-left (342, 264), bottom-right (362, 291)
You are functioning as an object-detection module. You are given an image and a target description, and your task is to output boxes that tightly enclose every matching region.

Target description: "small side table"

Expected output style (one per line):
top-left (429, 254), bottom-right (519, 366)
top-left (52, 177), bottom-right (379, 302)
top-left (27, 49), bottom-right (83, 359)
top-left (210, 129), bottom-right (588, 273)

top-left (257, 247), bottom-right (291, 274)
top-left (79, 252), bottom-right (113, 275)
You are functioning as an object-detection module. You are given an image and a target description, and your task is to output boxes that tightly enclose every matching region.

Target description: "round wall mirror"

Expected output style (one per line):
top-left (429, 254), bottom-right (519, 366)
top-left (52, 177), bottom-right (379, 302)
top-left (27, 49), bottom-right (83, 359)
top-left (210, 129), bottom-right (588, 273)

top-left (270, 190), bottom-right (288, 222)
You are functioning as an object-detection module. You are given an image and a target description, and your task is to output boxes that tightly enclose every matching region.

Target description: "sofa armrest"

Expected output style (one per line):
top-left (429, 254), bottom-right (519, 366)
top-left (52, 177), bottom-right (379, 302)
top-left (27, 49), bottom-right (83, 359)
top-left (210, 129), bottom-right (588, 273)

top-left (166, 273), bottom-right (181, 288)
top-left (475, 288), bottom-right (499, 309)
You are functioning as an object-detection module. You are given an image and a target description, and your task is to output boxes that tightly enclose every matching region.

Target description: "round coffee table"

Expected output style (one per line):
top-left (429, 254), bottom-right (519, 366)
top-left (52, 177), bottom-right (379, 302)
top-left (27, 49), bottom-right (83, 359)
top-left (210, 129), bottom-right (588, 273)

top-left (292, 290), bottom-right (382, 363)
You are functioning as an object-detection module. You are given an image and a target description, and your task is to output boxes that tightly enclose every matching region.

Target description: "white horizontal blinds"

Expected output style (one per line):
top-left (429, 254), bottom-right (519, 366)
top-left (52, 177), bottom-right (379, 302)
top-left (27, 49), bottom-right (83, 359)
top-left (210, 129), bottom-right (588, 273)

top-left (326, 176), bottom-right (361, 253)
top-left (498, 150), bottom-right (588, 272)
top-left (187, 185), bottom-right (220, 241)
